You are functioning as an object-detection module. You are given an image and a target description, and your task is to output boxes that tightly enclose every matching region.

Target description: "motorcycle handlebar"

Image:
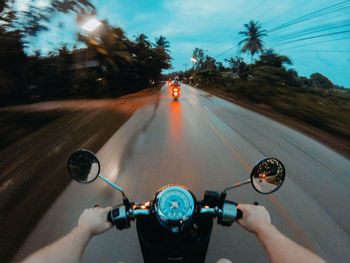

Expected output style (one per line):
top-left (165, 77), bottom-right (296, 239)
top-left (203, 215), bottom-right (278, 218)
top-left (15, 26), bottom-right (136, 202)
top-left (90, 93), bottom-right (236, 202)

top-left (107, 203), bottom-right (243, 229)
top-left (236, 208), bottom-right (243, 220)
top-left (108, 207), bottom-right (150, 229)
top-left (200, 204), bottom-right (243, 221)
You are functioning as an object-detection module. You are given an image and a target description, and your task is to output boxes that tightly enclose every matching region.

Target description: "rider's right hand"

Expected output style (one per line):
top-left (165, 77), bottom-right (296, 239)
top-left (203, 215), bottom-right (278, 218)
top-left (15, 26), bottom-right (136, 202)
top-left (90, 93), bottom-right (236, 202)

top-left (237, 204), bottom-right (272, 235)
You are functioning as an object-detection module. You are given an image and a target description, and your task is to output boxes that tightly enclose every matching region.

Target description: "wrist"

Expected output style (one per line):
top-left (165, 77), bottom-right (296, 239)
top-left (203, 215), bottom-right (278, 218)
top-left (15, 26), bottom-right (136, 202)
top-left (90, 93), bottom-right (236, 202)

top-left (74, 225), bottom-right (94, 240)
top-left (256, 223), bottom-right (278, 241)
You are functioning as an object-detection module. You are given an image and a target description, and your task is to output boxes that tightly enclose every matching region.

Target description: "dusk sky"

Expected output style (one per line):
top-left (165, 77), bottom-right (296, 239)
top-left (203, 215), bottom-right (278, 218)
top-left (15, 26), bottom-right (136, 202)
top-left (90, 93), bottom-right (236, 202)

top-left (21, 0), bottom-right (350, 88)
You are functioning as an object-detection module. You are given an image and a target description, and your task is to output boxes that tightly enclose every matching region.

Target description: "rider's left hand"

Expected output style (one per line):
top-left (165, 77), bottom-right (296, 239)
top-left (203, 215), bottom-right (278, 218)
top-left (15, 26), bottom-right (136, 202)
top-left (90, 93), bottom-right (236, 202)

top-left (78, 206), bottom-right (113, 236)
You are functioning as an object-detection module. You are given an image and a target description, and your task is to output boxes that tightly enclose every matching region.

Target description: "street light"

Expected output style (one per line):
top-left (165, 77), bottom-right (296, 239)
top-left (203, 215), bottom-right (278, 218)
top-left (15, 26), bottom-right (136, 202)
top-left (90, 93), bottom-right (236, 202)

top-left (81, 18), bottom-right (102, 32)
top-left (190, 57), bottom-right (197, 63)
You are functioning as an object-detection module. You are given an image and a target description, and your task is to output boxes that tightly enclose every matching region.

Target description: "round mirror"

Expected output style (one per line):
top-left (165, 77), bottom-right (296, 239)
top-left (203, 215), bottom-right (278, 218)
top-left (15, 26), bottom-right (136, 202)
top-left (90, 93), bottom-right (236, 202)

top-left (250, 158), bottom-right (285, 194)
top-left (67, 149), bottom-right (100, 183)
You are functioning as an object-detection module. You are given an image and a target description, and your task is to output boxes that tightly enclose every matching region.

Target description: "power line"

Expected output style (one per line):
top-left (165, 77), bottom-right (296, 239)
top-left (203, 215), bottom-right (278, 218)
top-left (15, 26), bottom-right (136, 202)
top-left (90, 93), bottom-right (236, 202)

top-left (279, 50), bottom-right (350, 53)
top-left (267, 20), bottom-right (350, 44)
top-left (254, 1), bottom-right (286, 23)
top-left (268, 0), bottom-right (350, 32)
top-left (210, 1), bottom-right (350, 60)
top-left (271, 30), bottom-right (350, 47)
top-left (211, 1), bottom-right (342, 57)
top-left (263, 0), bottom-right (309, 25)
top-left (215, 46), bottom-right (236, 59)
top-left (210, 1), bottom-right (313, 57)
top-left (275, 36), bottom-right (350, 50)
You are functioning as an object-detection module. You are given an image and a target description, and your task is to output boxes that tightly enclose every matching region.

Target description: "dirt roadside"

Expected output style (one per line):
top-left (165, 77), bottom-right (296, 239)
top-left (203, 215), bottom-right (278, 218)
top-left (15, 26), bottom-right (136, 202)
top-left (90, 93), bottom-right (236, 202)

top-left (0, 87), bottom-right (161, 263)
top-left (201, 87), bottom-right (350, 160)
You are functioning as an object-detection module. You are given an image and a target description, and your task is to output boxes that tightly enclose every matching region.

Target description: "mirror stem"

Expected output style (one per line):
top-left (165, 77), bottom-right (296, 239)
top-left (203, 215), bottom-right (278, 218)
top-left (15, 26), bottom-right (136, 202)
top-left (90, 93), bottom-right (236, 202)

top-left (224, 179), bottom-right (251, 192)
top-left (98, 174), bottom-right (126, 198)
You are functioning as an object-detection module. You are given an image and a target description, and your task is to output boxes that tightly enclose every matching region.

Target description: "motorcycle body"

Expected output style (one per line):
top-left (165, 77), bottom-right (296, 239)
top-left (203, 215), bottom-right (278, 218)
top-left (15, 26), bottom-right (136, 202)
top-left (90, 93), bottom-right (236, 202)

top-left (68, 150), bottom-right (285, 263)
top-left (136, 198), bottom-right (213, 262)
top-left (171, 84), bottom-right (181, 100)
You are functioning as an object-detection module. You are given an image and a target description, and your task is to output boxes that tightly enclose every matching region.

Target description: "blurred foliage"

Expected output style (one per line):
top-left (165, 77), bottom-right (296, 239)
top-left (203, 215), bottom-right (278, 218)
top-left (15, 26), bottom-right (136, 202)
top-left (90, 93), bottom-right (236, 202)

top-left (183, 47), bottom-right (350, 141)
top-left (0, 1), bottom-right (171, 107)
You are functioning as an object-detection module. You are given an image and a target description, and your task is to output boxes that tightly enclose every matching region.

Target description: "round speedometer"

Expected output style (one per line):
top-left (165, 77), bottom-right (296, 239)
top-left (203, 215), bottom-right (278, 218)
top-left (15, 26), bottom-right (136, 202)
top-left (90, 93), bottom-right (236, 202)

top-left (154, 185), bottom-right (195, 232)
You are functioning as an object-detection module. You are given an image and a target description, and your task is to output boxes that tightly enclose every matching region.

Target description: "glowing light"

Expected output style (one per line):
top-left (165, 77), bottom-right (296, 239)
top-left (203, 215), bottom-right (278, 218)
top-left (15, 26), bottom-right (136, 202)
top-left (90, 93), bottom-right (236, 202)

top-left (190, 57), bottom-right (197, 63)
top-left (81, 18), bottom-right (102, 32)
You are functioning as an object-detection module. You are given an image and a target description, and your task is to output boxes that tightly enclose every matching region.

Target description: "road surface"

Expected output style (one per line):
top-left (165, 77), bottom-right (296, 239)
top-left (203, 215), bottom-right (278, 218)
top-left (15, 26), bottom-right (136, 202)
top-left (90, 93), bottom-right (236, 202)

top-left (13, 84), bottom-right (350, 262)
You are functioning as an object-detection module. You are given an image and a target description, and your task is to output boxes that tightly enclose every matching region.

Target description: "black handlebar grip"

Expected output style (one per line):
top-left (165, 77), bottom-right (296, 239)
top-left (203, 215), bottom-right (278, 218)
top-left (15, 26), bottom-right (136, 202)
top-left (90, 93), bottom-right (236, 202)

top-left (107, 208), bottom-right (120, 224)
top-left (236, 208), bottom-right (243, 220)
top-left (253, 201), bottom-right (259, 206)
top-left (107, 210), bottom-right (114, 224)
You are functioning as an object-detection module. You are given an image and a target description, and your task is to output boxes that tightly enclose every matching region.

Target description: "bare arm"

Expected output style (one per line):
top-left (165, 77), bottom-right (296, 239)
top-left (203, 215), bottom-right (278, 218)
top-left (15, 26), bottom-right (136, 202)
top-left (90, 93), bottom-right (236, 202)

top-left (22, 207), bottom-right (112, 263)
top-left (237, 204), bottom-right (326, 263)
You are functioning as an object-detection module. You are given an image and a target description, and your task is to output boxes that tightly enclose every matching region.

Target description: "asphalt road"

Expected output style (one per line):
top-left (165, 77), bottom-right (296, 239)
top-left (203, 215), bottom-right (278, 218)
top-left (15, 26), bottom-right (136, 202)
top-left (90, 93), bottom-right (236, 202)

top-left (13, 84), bottom-right (350, 262)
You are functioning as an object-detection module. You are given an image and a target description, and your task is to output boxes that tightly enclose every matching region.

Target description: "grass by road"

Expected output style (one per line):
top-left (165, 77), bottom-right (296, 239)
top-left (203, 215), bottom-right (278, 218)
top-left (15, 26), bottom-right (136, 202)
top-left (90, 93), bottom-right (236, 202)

top-left (199, 86), bottom-right (350, 159)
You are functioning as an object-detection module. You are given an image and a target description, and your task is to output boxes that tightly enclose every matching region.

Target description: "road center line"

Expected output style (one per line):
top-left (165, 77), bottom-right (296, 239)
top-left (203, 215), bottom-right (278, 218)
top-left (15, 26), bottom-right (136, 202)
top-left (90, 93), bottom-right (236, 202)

top-left (197, 108), bottom-right (251, 172)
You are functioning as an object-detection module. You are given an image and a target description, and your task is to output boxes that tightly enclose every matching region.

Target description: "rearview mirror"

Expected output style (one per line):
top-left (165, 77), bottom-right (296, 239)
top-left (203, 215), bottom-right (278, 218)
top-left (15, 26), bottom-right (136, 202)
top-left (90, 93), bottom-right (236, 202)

top-left (67, 149), bottom-right (100, 183)
top-left (250, 158), bottom-right (285, 194)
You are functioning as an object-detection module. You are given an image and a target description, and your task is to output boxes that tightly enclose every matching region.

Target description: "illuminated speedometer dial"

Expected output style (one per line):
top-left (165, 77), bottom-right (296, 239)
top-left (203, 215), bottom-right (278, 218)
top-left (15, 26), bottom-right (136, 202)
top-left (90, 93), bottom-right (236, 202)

top-left (154, 185), bottom-right (195, 232)
top-left (159, 189), bottom-right (190, 219)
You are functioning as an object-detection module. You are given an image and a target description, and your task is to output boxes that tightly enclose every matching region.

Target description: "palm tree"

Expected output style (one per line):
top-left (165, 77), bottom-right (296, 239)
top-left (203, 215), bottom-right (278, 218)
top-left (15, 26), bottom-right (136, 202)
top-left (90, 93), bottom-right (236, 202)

top-left (239, 20), bottom-right (267, 63)
top-left (134, 33), bottom-right (150, 48)
top-left (154, 35), bottom-right (170, 51)
top-left (258, 49), bottom-right (292, 68)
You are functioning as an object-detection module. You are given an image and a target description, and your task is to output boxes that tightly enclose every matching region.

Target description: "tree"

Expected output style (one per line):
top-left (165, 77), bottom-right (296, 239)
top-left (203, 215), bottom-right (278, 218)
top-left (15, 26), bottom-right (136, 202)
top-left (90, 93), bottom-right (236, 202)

top-left (225, 56), bottom-right (247, 74)
top-left (0, 27), bottom-right (27, 105)
top-left (257, 49), bottom-right (292, 68)
top-left (0, 0), bottom-right (7, 13)
top-left (134, 33), bottom-right (151, 48)
top-left (216, 61), bottom-right (225, 72)
top-left (202, 56), bottom-right (217, 70)
top-left (0, 1), bottom-right (171, 106)
top-left (239, 20), bottom-right (267, 63)
top-left (154, 35), bottom-right (170, 51)
top-left (1, 0), bottom-right (96, 40)
top-left (192, 48), bottom-right (206, 70)
top-left (310, 73), bottom-right (334, 89)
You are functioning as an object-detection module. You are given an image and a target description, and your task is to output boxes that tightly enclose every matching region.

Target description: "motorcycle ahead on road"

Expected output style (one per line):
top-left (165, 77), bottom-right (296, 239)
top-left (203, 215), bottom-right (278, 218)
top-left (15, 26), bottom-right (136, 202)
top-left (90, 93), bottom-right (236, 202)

top-left (67, 149), bottom-right (285, 263)
top-left (170, 83), bottom-right (181, 100)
